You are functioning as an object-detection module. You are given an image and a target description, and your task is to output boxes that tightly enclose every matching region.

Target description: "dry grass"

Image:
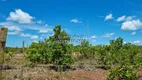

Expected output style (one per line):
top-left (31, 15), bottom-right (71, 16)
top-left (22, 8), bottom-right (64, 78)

top-left (2, 53), bottom-right (142, 80)
top-left (2, 67), bottom-right (108, 80)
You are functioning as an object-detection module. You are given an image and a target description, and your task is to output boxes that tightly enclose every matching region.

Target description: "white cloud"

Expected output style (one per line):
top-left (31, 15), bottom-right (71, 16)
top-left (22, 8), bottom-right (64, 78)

top-left (40, 34), bottom-right (50, 40)
top-left (105, 14), bottom-right (113, 21)
top-left (32, 40), bottom-right (38, 43)
top-left (20, 33), bottom-right (31, 37)
top-left (70, 19), bottom-right (81, 23)
top-left (20, 33), bottom-right (38, 39)
top-left (131, 32), bottom-right (136, 35)
top-left (0, 21), bottom-right (15, 26)
top-left (102, 33), bottom-right (115, 38)
top-left (123, 41), bottom-right (142, 45)
top-left (20, 24), bottom-right (53, 33)
top-left (8, 31), bottom-right (20, 35)
top-left (7, 9), bottom-right (34, 24)
top-left (40, 36), bottom-right (43, 40)
top-left (2, 26), bottom-right (21, 35)
top-left (39, 29), bottom-right (48, 33)
top-left (126, 16), bottom-right (134, 21)
top-left (31, 35), bottom-right (38, 39)
top-left (92, 40), bottom-right (96, 42)
top-left (117, 16), bottom-right (126, 22)
top-left (116, 16), bottom-right (134, 22)
top-left (0, 21), bottom-right (53, 40)
top-left (45, 24), bottom-right (48, 27)
top-left (124, 41), bottom-right (127, 44)
top-left (36, 20), bottom-right (44, 24)
top-left (133, 40), bottom-right (141, 44)
top-left (91, 35), bottom-right (98, 38)
top-left (132, 40), bottom-right (142, 45)
top-left (39, 28), bottom-right (52, 33)
top-left (5, 26), bottom-right (21, 31)
top-left (0, 21), bottom-right (53, 34)
top-left (4, 25), bottom-right (39, 39)
top-left (121, 19), bottom-right (142, 31)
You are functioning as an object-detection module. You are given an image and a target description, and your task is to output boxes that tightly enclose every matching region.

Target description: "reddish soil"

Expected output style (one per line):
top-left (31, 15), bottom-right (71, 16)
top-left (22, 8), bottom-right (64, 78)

top-left (64, 69), bottom-right (108, 80)
top-left (4, 53), bottom-right (141, 80)
top-left (4, 53), bottom-right (109, 80)
top-left (22, 68), bottom-right (108, 80)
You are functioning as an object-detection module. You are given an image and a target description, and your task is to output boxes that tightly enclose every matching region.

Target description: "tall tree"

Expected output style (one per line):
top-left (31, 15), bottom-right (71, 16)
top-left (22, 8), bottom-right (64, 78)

top-left (48, 25), bottom-right (74, 66)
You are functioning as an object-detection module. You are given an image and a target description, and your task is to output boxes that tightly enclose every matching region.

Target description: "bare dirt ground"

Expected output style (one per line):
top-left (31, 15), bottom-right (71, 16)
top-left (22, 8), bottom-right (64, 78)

top-left (64, 69), bottom-right (108, 80)
top-left (2, 53), bottom-right (141, 80)
top-left (2, 53), bottom-right (108, 80)
top-left (3, 67), bottom-right (108, 80)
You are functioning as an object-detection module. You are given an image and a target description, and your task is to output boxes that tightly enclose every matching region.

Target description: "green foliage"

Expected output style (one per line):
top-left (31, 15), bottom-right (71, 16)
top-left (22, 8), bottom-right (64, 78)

top-left (4, 47), bottom-right (21, 62)
top-left (25, 42), bottom-right (52, 64)
top-left (107, 38), bottom-right (142, 79)
top-left (25, 24), bottom-right (142, 76)
top-left (79, 40), bottom-right (90, 58)
top-left (25, 25), bottom-right (75, 69)
top-left (48, 25), bottom-right (75, 66)
top-left (4, 52), bottom-right (15, 61)
top-left (75, 37), bottom-right (142, 79)
top-left (25, 61), bottom-right (36, 67)
top-left (94, 45), bottom-right (109, 65)
top-left (5, 47), bottom-right (23, 53)
top-left (107, 65), bottom-right (137, 80)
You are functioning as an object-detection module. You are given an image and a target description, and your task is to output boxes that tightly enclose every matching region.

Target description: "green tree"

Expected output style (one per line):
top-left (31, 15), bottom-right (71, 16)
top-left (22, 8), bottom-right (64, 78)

top-left (79, 40), bottom-right (90, 58)
top-left (46, 25), bottom-right (75, 67)
top-left (25, 25), bottom-right (75, 69)
top-left (107, 37), bottom-right (142, 80)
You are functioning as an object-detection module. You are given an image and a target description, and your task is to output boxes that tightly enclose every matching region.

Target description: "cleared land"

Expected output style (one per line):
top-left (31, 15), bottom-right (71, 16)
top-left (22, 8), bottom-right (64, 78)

top-left (2, 53), bottom-right (109, 80)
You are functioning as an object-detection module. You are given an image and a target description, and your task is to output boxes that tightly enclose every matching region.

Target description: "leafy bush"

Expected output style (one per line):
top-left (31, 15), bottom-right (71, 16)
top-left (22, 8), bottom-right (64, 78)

top-left (25, 25), bottom-right (75, 70)
top-left (47, 25), bottom-right (75, 66)
top-left (107, 38), bottom-right (142, 80)
top-left (107, 65), bottom-right (137, 80)
top-left (25, 42), bottom-right (52, 64)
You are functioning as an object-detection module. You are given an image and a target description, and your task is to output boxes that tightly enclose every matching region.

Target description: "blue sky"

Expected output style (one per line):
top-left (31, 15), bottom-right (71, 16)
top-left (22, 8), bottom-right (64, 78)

top-left (0, 0), bottom-right (142, 47)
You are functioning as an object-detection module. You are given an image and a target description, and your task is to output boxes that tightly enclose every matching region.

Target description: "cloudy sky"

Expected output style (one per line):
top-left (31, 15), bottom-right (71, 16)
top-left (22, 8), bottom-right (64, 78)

top-left (0, 0), bottom-right (142, 47)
